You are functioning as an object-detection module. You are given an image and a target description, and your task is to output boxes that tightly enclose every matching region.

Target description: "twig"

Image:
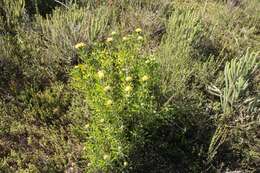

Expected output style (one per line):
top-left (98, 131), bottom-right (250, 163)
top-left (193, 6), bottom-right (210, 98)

top-left (163, 94), bottom-right (175, 107)
top-left (54, 0), bottom-right (69, 9)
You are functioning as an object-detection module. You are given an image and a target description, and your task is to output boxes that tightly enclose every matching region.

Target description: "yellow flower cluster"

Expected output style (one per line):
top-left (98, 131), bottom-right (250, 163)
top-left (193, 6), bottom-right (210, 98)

top-left (74, 42), bottom-right (86, 49)
top-left (106, 37), bottom-right (113, 42)
top-left (111, 31), bottom-right (117, 36)
top-left (103, 154), bottom-right (109, 160)
top-left (106, 99), bottom-right (113, 106)
top-left (135, 28), bottom-right (142, 33)
top-left (137, 36), bottom-right (143, 41)
top-left (126, 76), bottom-right (132, 82)
top-left (97, 70), bottom-right (105, 79)
top-left (122, 36), bottom-right (128, 41)
top-left (141, 75), bottom-right (149, 82)
top-left (104, 85), bottom-right (111, 92)
top-left (125, 85), bottom-right (133, 92)
top-left (123, 161), bottom-right (128, 167)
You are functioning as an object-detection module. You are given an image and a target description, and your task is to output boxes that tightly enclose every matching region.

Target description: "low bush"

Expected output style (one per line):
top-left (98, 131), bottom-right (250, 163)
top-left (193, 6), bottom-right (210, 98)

top-left (0, 82), bottom-right (88, 172)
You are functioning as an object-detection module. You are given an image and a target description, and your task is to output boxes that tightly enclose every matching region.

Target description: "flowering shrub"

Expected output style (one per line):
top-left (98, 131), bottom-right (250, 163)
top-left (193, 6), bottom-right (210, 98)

top-left (70, 29), bottom-right (158, 172)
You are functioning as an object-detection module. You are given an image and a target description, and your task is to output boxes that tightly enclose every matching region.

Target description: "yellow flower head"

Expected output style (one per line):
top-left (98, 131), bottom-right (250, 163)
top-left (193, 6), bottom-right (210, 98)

top-left (97, 70), bottom-right (105, 79)
top-left (123, 161), bottom-right (128, 167)
top-left (84, 124), bottom-right (90, 129)
top-left (106, 37), bottom-right (113, 42)
top-left (111, 31), bottom-right (117, 36)
top-left (103, 154), bottom-right (109, 160)
top-left (137, 36), bottom-right (143, 41)
top-left (106, 99), bottom-right (113, 106)
top-left (100, 118), bottom-right (105, 123)
top-left (126, 76), bottom-right (132, 82)
top-left (141, 75), bottom-right (149, 82)
top-left (125, 85), bottom-right (133, 92)
top-left (135, 28), bottom-right (142, 33)
top-left (74, 42), bottom-right (86, 49)
top-left (104, 85), bottom-right (111, 92)
top-left (122, 36), bottom-right (128, 41)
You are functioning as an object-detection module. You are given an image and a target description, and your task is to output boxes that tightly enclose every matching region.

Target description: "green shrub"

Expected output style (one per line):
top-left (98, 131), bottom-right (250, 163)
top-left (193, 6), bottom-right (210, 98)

top-left (70, 30), bottom-right (159, 172)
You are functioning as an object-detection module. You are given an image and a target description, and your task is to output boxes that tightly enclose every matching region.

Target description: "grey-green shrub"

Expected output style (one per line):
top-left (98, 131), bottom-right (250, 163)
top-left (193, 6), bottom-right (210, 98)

top-left (208, 50), bottom-right (259, 170)
top-left (21, 5), bottom-right (112, 82)
top-left (157, 8), bottom-right (205, 96)
top-left (0, 0), bottom-right (26, 32)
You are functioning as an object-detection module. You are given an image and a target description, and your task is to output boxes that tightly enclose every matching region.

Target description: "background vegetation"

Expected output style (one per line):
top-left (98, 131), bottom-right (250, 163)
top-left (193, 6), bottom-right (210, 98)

top-left (0, 0), bottom-right (259, 172)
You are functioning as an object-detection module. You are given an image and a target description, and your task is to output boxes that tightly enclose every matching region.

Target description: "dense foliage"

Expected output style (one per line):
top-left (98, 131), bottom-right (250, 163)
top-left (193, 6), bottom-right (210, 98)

top-left (0, 0), bottom-right (259, 172)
